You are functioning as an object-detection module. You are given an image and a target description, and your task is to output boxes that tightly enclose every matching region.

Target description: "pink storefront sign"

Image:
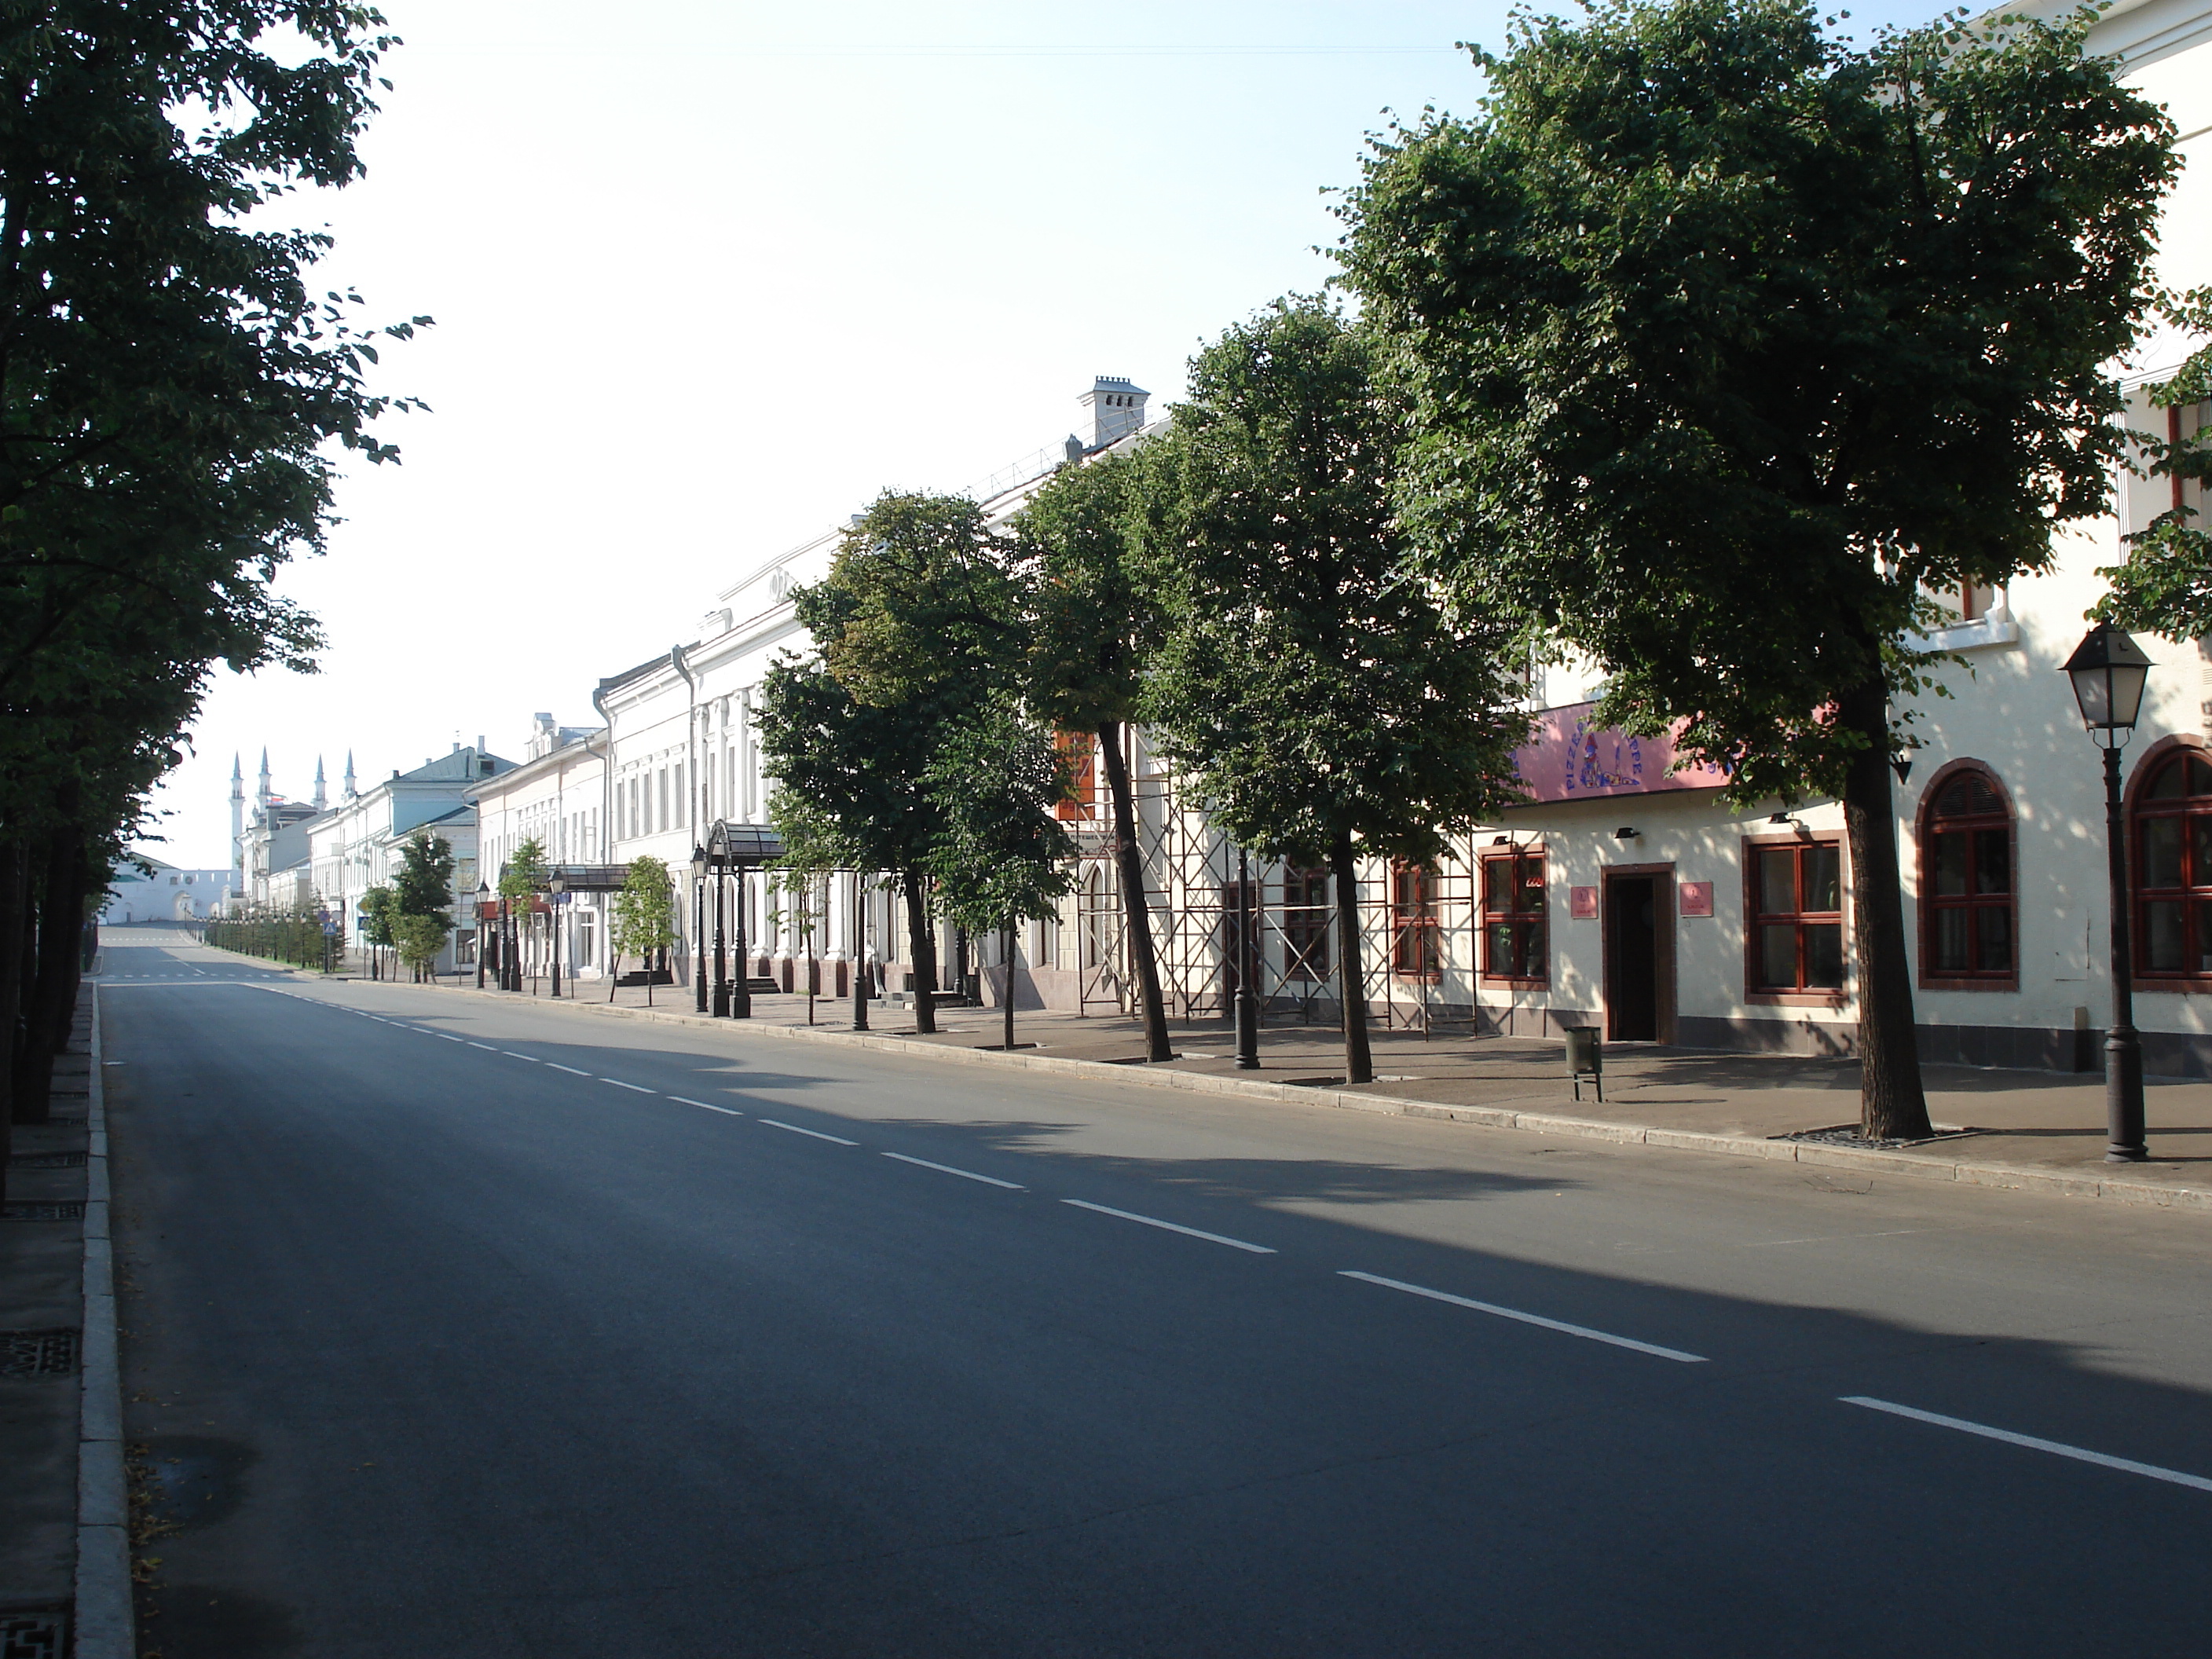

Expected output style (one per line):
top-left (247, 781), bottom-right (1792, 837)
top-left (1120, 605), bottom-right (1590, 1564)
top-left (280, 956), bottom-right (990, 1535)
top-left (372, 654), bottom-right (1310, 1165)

top-left (1679, 881), bottom-right (1715, 917)
top-left (1511, 702), bottom-right (1731, 804)
top-left (1569, 887), bottom-right (1598, 920)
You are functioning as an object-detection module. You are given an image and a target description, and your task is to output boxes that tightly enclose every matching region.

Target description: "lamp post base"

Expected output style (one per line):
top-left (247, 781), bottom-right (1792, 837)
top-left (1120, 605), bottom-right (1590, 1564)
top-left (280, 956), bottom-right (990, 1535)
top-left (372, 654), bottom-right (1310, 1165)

top-left (711, 980), bottom-right (730, 1018)
top-left (1235, 987), bottom-right (1260, 1070)
top-left (2106, 1024), bottom-right (2148, 1162)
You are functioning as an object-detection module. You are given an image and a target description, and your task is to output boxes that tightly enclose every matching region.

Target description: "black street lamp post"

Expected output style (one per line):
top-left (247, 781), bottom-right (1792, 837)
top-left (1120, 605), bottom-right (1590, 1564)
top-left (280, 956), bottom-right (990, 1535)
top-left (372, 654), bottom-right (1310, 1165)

top-left (2064, 622), bottom-right (2155, 1163)
top-left (710, 865), bottom-right (729, 1017)
top-left (852, 870), bottom-right (870, 1032)
top-left (548, 873), bottom-right (565, 998)
top-left (691, 845), bottom-right (709, 1013)
top-left (475, 881), bottom-right (489, 989)
top-left (1236, 846), bottom-right (1261, 1070)
top-left (732, 866), bottom-right (752, 1020)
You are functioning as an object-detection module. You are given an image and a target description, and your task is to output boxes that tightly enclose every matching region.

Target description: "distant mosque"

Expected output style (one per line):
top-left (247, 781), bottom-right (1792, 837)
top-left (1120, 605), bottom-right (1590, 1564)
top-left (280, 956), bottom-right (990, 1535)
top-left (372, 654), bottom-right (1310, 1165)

top-left (231, 747), bottom-right (355, 884)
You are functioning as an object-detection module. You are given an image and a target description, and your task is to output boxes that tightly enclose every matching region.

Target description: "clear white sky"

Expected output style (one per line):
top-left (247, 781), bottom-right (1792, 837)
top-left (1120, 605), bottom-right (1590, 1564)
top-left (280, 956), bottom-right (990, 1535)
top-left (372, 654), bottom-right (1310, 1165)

top-left (146, 0), bottom-right (1945, 870)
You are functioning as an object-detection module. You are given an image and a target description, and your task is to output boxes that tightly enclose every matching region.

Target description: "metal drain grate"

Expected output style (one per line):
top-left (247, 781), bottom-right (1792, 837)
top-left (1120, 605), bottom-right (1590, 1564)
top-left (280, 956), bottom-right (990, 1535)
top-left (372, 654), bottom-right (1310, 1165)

top-left (0, 1202), bottom-right (84, 1222)
top-left (0, 1330), bottom-right (79, 1377)
top-left (0, 1603), bottom-right (70, 1657)
top-left (8, 1150), bottom-right (87, 1169)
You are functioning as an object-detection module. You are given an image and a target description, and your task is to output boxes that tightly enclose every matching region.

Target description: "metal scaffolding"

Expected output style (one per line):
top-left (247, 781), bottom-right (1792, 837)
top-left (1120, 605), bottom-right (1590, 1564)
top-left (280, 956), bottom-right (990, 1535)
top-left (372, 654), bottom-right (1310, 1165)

top-left (1057, 731), bottom-right (1490, 1036)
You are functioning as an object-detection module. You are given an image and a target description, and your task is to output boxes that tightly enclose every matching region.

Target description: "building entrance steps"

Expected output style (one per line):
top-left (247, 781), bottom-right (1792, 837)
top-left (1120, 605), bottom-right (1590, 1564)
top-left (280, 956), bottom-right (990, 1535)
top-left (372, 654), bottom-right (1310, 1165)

top-left (228, 948), bottom-right (2212, 1212)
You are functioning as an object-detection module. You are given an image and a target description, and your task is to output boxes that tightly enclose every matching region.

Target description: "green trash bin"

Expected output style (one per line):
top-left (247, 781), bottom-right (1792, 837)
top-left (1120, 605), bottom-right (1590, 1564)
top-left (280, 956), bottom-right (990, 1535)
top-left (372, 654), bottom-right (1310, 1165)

top-left (1564, 1025), bottom-right (1602, 1102)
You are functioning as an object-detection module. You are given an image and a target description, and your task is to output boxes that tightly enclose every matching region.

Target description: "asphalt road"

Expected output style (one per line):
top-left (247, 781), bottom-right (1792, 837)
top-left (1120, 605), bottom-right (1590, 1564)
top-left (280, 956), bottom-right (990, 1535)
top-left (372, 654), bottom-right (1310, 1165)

top-left (101, 929), bottom-right (2212, 1657)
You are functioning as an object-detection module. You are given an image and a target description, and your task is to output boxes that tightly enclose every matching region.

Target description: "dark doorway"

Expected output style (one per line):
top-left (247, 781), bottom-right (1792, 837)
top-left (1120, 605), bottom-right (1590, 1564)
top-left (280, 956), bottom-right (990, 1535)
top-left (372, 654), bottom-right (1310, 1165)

top-left (1606, 874), bottom-right (1659, 1042)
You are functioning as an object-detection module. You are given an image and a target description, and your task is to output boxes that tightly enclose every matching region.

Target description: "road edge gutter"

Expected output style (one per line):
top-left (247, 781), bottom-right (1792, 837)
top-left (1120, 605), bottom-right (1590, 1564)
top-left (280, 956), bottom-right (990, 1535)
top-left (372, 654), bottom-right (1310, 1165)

top-left (75, 982), bottom-right (133, 1657)
top-left (217, 949), bottom-right (2212, 1217)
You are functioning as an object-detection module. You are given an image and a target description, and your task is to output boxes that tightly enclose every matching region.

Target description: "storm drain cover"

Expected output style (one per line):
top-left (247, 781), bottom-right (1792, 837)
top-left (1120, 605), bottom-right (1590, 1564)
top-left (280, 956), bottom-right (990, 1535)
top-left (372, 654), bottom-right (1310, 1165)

top-left (8, 1150), bottom-right (86, 1169)
top-left (0, 1202), bottom-right (83, 1221)
top-left (0, 1330), bottom-right (77, 1377)
top-left (0, 1605), bottom-right (68, 1657)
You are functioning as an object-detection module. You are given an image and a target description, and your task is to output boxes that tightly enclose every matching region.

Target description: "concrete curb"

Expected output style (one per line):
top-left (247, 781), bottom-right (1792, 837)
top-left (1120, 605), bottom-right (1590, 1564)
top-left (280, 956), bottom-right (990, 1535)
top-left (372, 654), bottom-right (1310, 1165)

top-left (225, 950), bottom-right (2212, 1218)
top-left (76, 983), bottom-right (133, 1658)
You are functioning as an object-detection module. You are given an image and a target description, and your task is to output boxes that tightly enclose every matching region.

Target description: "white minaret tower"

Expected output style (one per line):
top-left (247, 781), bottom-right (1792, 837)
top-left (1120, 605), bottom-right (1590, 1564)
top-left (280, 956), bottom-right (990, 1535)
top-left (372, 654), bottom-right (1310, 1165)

top-left (342, 751), bottom-right (357, 801)
top-left (230, 754), bottom-right (245, 882)
top-left (257, 748), bottom-right (272, 810)
top-left (313, 755), bottom-right (327, 811)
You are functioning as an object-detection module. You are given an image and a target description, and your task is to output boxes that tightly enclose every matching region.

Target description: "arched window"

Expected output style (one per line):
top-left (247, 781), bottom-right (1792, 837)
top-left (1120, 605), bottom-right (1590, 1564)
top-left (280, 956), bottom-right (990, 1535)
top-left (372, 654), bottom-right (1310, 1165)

top-left (1919, 766), bottom-right (2014, 987)
top-left (2133, 750), bottom-right (2212, 980)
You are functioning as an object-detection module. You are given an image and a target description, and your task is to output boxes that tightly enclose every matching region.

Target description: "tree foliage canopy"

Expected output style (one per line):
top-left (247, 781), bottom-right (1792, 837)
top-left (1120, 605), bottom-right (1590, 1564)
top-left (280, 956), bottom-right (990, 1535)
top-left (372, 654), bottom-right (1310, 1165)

top-left (610, 855), bottom-right (676, 961)
top-left (1137, 297), bottom-right (1531, 868)
top-left (923, 709), bottom-right (1075, 936)
top-left (1016, 454), bottom-right (1157, 734)
top-left (392, 831), bottom-right (454, 921)
top-left (1337, 0), bottom-right (2175, 801)
top-left (2097, 287), bottom-right (2212, 637)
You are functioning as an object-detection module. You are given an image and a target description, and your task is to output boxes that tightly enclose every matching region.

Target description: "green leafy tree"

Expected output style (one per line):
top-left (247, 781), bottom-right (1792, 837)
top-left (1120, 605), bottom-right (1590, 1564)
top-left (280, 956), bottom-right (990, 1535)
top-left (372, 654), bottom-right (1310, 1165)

top-left (1138, 298), bottom-right (1532, 1086)
top-left (609, 855), bottom-right (676, 1004)
top-left (392, 912), bottom-right (448, 983)
top-left (390, 832), bottom-right (454, 981)
top-left (1015, 453), bottom-right (1173, 1060)
top-left (1339, 0), bottom-right (2175, 1137)
top-left (0, 4), bottom-right (425, 1188)
top-left (500, 835), bottom-right (548, 987)
top-left (359, 883), bottom-right (396, 980)
top-left (394, 832), bottom-right (456, 920)
top-left (756, 493), bottom-right (1015, 1034)
top-left (924, 708), bottom-right (1077, 1051)
top-left (2097, 288), bottom-right (2212, 635)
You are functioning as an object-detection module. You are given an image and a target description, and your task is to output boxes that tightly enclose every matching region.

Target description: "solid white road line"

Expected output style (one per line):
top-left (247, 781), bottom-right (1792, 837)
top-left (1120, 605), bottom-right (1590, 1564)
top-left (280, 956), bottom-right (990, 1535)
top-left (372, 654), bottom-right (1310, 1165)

top-left (882, 1152), bottom-right (1024, 1189)
top-left (1840, 1397), bottom-right (2212, 1493)
top-left (670, 1097), bottom-right (743, 1115)
top-left (759, 1118), bottom-right (859, 1145)
top-left (544, 1063), bottom-right (591, 1076)
top-left (1062, 1199), bottom-right (1276, 1254)
top-left (1339, 1270), bottom-right (1708, 1364)
top-left (503, 1052), bottom-right (539, 1062)
top-left (602, 1079), bottom-right (657, 1093)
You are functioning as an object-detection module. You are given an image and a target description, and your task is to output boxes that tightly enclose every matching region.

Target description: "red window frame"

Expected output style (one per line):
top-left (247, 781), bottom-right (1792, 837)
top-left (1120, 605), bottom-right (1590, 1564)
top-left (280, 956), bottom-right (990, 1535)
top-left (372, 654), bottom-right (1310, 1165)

top-left (2133, 749), bottom-right (2212, 984)
top-left (1053, 731), bottom-right (1097, 822)
top-left (1917, 766), bottom-right (2017, 991)
top-left (1391, 861), bottom-right (1440, 980)
top-left (1745, 836), bottom-right (1846, 1004)
top-left (1481, 849), bottom-right (1547, 987)
top-left (1283, 868), bottom-right (1331, 983)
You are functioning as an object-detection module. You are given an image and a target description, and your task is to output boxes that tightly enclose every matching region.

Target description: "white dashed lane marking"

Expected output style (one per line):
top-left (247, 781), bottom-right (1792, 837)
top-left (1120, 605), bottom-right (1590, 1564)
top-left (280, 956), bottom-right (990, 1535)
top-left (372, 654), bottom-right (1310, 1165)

top-left (544, 1063), bottom-right (591, 1077)
top-left (1842, 1397), bottom-right (2212, 1493)
top-left (1339, 1270), bottom-right (1707, 1364)
top-left (1061, 1199), bottom-right (1275, 1254)
top-left (669, 1097), bottom-right (742, 1115)
top-left (883, 1152), bottom-right (1023, 1190)
top-left (602, 1079), bottom-right (657, 1093)
top-left (759, 1119), bottom-right (859, 1146)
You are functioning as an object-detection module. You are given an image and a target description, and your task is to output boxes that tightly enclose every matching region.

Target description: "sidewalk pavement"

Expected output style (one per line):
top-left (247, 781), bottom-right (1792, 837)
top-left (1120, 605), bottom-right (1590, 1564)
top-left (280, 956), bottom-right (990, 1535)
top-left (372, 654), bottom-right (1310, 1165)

top-left (390, 966), bottom-right (2212, 1213)
top-left (2, 988), bottom-right (126, 1659)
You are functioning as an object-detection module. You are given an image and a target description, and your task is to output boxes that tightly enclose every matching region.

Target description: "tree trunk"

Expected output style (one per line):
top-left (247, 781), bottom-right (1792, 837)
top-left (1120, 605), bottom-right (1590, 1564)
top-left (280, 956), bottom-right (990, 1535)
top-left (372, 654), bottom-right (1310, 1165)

top-left (1331, 832), bottom-right (1374, 1086)
top-left (903, 872), bottom-right (939, 1035)
top-left (1839, 675), bottom-right (1932, 1139)
top-left (0, 837), bottom-right (26, 1206)
top-left (1002, 921), bottom-right (1016, 1051)
top-left (13, 820), bottom-right (83, 1126)
top-left (1098, 720), bottom-right (1172, 1061)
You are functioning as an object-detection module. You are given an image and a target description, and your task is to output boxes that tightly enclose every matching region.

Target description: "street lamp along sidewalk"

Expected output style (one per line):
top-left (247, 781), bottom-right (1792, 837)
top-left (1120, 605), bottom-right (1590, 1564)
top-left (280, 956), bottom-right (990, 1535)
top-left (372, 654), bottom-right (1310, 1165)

top-left (701, 822), bottom-right (786, 1020)
top-left (2063, 621), bottom-right (2155, 1163)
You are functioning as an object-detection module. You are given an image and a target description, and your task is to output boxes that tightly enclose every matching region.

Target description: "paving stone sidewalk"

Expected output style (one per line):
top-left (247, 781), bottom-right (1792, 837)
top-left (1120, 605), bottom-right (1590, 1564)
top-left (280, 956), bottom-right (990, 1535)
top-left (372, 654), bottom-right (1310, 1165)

top-left (404, 966), bottom-right (2212, 1210)
top-left (0, 993), bottom-right (96, 1656)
